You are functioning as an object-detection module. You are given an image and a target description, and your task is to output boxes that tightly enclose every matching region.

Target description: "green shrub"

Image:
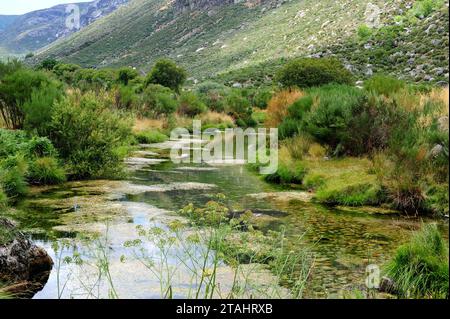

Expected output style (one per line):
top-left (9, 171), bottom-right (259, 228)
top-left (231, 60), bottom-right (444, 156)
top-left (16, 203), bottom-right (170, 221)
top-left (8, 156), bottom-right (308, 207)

top-left (39, 58), bottom-right (58, 71)
top-left (178, 92), bottom-right (207, 117)
top-left (301, 85), bottom-right (367, 155)
top-left (357, 24), bottom-right (373, 41)
top-left (410, 0), bottom-right (444, 18)
top-left (52, 63), bottom-right (80, 83)
top-left (278, 96), bottom-right (313, 139)
top-left (115, 85), bottom-right (138, 110)
top-left (201, 91), bottom-right (227, 112)
top-left (0, 129), bottom-right (28, 158)
top-left (142, 84), bottom-right (178, 117)
top-left (275, 58), bottom-right (353, 89)
top-left (27, 157), bottom-right (66, 185)
top-left (253, 88), bottom-right (273, 109)
top-left (195, 81), bottom-right (228, 94)
top-left (264, 160), bottom-right (306, 184)
top-left (134, 130), bottom-right (168, 144)
top-left (26, 136), bottom-right (58, 158)
top-left (117, 67), bottom-right (139, 86)
top-left (424, 184), bottom-right (449, 216)
top-left (385, 223), bottom-right (448, 298)
top-left (0, 69), bottom-right (57, 129)
top-left (22, 83), bottom-right (63, 136)
top-left (50, 91), bottom-right (133, 179)
top-left (0, 60), bottom-right (23, 79)
top-left (145, 59), bottom-right (187, 92)
top-left (225, 92), bottom-right (255, 127)
top-left (0, 186), bottom-right (7, 208)
top-left (196, 82), bottom-right (229, 112)
top-left (364, 75), bottom-right (406, 96)
top-left (0, 156), bottom-right (28, 199)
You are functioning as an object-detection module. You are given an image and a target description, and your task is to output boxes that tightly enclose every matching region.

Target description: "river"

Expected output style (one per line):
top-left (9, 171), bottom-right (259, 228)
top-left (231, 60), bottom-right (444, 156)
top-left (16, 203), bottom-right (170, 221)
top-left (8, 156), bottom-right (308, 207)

top-left (7, 139), bottom-right (448, 299)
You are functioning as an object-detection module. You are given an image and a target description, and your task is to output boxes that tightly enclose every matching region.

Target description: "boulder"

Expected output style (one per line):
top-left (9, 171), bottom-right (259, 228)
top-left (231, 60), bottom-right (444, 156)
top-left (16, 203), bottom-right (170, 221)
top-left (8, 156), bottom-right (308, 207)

top-left (0, 218), bottom-right (53, 298)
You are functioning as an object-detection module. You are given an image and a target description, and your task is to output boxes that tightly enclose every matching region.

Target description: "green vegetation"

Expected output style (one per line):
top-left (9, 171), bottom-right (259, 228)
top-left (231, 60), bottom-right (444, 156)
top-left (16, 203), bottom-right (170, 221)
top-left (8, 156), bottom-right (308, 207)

top-left (0, 130), bottom-right (65, 200)
top-left (50, 91), bottom-right (133, 179)
top-left (256, 74), bottom-right (448, 216)
top-left (134, 130), bottom-right (168, 144)
top-left (275, 58), bottom-right (353, 88)
top-left (176, 198), bottom-right (313, 297)
top-left (385, 223), bottom-right (448, 298)
top-left (145, 59), bottom-right (187, 93)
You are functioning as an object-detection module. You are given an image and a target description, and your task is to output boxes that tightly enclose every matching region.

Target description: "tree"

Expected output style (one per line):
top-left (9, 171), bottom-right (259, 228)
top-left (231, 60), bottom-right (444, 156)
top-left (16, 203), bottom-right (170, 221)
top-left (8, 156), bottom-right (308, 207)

top-left (39, 58), bottom-right (58, 71)
top-left (145, 59), bottom-right (187, 92)
top-left (118, 67), bottom-right (139, 85)
top-left (275, 58), bottom-right (353, 89)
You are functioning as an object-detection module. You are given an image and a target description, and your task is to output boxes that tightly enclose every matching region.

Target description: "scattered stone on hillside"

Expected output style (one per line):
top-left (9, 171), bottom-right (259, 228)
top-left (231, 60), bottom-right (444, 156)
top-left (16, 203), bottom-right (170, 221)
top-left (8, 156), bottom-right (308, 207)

top-left (0, 218), bottom-right (53, 298)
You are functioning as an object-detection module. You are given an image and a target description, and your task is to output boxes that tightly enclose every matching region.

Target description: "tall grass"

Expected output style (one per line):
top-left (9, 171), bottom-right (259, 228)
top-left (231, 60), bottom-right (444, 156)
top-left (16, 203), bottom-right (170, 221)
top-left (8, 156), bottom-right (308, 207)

top-left (385, 223), bottom-right (448, 298)
top-left (265, 89), bottom-right (303, 128)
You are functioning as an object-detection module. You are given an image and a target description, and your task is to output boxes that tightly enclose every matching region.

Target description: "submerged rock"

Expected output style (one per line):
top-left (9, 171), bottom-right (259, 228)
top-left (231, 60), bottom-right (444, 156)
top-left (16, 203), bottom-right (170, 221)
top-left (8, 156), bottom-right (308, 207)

top-left (0, 218), bottom-right (53, 298)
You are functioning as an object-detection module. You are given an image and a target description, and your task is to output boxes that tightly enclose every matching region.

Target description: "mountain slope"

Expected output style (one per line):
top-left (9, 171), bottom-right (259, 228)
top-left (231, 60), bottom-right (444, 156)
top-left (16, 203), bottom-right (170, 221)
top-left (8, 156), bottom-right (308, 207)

top-left (0, 15), bottom-right (19, 32)
top-left (0, 0), bottom-right (129, 54)
top-left (37, 0), bottom-right (449, 84)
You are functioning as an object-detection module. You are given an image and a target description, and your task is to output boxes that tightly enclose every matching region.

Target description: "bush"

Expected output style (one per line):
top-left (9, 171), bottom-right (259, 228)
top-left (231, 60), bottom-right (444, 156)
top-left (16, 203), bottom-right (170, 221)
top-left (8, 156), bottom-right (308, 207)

top-left (264, 147), bottom-right (306, 184)
top-left (117, 67), bottom-right (139, 86)
top-left (364, 75), bottom-right (406, 96)
top-left (52, 63), bottom-right (81, 83)
top-left (278, 95), bottom-right (313, 139)
top-left (27, 157), bottom-right (66, 185)
top-left (283, 135), bottom-right (313, 160)
top-left (357, 24), bottom-right (373, 40)
top-left (385, 223), bottom-right (448, 298)
top-left (410, 0), bottom-right (444, 18)
top-left (26, 136), bottom-right (58, 158)
top-left (225, 92), bottom-right (255, 127)
top-left (178, 92), bottom-right (207, 117)
top-left (22, 83), bottom-right (63, 136)
top-left (265, 89), bottom-right (303, 128)
top-left (115, 85), bottom-right (138, 110)
top-left (301, 85), bottom-right (367, 155)
top-left (195, 81), bottom-right (228, 94)
top-left (145, 59), bottom-right (187, 92)
top-left (253, 88), bottom-right (273, 109)
top-left (275, 58), bottom-right (353, 89)
top-left (141, 84), bottom-right (178, 117)
top-left (134, 130), bottom-right (168, 144)
top-left (0, 156), bottom-right (28, 199)
top-left (0, 187), bottom-right (7, 208)
top-left (0, 69), bottom-right (57, 129)
top-left (50, 91), bottom-right (133, 179)
top-left (39, 58), bottom-right (58, 71)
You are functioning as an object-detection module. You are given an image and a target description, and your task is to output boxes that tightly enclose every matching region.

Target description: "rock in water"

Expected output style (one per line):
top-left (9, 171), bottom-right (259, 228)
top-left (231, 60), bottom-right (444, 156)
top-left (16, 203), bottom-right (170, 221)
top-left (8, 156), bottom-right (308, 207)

top-left (0, 218), bottom-right (53, 298)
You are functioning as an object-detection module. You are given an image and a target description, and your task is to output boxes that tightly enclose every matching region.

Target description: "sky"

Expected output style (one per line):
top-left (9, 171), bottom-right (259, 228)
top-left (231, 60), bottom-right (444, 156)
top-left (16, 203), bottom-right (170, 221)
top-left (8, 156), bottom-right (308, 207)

top-left (0, 0), bottom-right (92, 15)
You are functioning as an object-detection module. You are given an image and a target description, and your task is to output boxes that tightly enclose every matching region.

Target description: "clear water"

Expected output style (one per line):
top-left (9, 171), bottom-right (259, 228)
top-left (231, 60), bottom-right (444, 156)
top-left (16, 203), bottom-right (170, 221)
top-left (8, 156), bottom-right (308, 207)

top-left (9, 145), bottom-right (448, 299)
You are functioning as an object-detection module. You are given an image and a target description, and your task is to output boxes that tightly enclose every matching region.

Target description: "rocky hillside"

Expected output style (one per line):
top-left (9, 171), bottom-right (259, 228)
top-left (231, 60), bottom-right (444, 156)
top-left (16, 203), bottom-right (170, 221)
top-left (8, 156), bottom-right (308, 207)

top-left (0, 15), bottom-right (18, 32)
top-left (35, 0), bottom-right (449, 84)
top-left (0, 0), bottom-right (129, 54)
